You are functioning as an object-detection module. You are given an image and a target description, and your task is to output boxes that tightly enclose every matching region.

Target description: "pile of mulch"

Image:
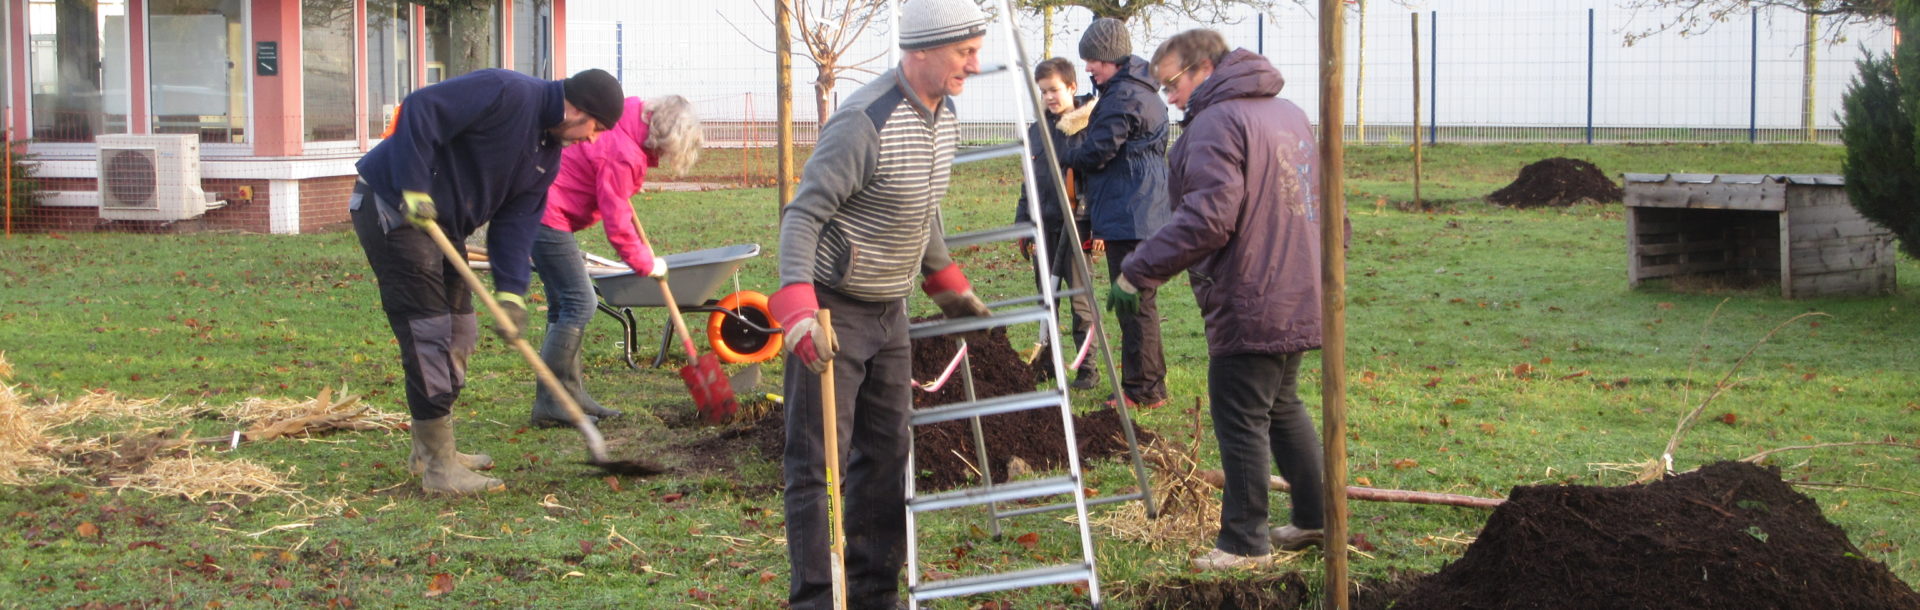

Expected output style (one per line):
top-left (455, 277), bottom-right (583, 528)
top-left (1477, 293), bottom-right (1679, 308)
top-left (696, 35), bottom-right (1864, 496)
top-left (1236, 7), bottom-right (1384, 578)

top-left (1486, 157), bottom-right (1624, 207)
top-left (1391, 461), bottom-right (1920, 609)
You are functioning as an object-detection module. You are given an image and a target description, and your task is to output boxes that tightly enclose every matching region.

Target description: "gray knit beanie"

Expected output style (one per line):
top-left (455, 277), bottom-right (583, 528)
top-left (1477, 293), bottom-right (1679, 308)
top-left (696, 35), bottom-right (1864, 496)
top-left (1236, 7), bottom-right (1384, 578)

top-left (1078, 18), bottom-right (1131, 64)
top-left (899, 0), bottom-right (989, 50)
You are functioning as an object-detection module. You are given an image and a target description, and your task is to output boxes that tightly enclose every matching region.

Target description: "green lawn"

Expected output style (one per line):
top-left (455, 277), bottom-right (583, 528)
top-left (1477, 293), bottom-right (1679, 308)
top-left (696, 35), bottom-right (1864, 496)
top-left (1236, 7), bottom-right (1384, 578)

top-left (1, 143), bottom-right (1915, 608)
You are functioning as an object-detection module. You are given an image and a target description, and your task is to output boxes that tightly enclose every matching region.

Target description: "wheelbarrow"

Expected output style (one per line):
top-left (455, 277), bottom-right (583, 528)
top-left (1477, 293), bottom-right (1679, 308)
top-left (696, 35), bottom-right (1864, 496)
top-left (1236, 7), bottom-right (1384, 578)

top-left (586, 244), bottom-right (784, 370)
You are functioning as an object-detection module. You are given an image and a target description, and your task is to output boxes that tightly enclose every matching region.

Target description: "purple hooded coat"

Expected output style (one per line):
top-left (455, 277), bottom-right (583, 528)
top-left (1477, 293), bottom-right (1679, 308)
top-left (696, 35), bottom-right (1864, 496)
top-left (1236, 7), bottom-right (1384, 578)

top-left (1121, 49), bottom-right (1325, 357)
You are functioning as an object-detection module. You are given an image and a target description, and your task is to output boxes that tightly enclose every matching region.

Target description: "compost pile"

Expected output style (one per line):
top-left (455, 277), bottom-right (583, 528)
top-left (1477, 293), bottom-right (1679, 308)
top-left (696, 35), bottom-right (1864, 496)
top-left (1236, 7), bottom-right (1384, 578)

top-left (1392, 461), bottom-right (1920, 610)
top-left (908, 325), bottom-right (1155, 491)
top-left (1486, 157), bottom-right (1624, 207)
top-left (724, 324), bottom-right (1154, 491)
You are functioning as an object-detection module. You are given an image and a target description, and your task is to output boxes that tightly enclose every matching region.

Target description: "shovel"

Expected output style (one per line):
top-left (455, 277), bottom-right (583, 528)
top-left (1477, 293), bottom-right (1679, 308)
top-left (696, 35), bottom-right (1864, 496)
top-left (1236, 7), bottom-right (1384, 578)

top-left (410, 216), bottom-right (632, 468)
top-left (818, 309), bottom-right (848, 610)
top-left (632, 214), bottom-right (741, 423)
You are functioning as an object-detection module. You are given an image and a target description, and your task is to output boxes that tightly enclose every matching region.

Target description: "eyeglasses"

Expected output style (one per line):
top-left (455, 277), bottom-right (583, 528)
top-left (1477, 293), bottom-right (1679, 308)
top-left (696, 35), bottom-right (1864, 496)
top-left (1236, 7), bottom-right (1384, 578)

top-left (1160, 63), bottom-right (1195, 94)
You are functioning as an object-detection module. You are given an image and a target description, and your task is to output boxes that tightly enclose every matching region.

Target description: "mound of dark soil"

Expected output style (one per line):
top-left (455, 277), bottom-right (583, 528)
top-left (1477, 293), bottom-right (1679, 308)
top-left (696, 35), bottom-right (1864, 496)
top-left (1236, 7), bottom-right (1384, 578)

top-left (1395, 461), bottom-right (1920, 610)
top-left (1486, 157), bottom-right (1623, 208)
top-left (1130, 572), bottom-right (1421, 610)
top-left (722, 323), bottom-right (1154, 492)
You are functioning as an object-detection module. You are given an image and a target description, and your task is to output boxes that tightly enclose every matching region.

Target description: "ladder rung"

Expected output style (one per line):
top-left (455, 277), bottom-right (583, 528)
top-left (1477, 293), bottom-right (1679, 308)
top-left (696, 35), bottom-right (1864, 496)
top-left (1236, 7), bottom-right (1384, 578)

top-left (955, 142), bottom-right (1023, 165)
top-left (991, 491), bottom-right (1149, 519)
top-left (907, 305), bottom-right (1051, 339)
top-left (910, 475), bottom-right (1077, 513)
top-left (912, 563), bottom-right (1094, 601)
top-left (943, 223), bottom-right (1035, 249)
top-left (984, 286), bottom-right (1091, 310)
top-left (911, 389), bottom-right (1061, 426)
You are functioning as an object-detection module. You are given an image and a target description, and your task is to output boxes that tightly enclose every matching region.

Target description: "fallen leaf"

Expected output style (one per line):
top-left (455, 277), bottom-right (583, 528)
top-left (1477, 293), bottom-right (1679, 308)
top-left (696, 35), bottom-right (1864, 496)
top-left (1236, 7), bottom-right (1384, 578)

top-left (1355, 476), bottom-right (1373, 486)
top-left (1350, 533), bottom-right (1377, 552)
top-left (759, 571), bottom-right (777, 584)
top-left (579, 540), bottom-right (595, 555)
top-left (75, 522), bottom-right (100, 538)
top-left (1557, 370), bottom-right (1589, 380)
top-left (128, 540), bottom-right (167, 551)
top-left (1015, 532), bottom-right (1040, 550)
top-left (424, 573), bottom-right (454, 597)
top-left (604, 476), bottom-right (621, 492)
top-left (1476, 423), bottom-right (1498, 435)
top-left (1391, 458), bottom-right (1419, 470)
top-left (1802, 372), bottom-right (1817, 381)
top-left (1423, 377), bottom-right (1440, 388)
top-left (1360, 370), bottom-right (1377, 383)
top-left (1657, 302), bottom-right (1674, 310)
top-left (1512, 363), bottom-right (1533, 378)
top-left (1719, 413), bottom-right (1738, 425)
top-left (660, 493), bottom-right (684, 503)
top-left (687, 587), bottom-right (713, 601)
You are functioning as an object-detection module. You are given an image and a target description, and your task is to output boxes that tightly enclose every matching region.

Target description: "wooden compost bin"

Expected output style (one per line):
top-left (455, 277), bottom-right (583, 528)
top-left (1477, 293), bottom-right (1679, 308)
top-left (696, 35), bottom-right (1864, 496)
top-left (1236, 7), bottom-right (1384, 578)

top-left (1623, 173), bottom-right (1896, 299)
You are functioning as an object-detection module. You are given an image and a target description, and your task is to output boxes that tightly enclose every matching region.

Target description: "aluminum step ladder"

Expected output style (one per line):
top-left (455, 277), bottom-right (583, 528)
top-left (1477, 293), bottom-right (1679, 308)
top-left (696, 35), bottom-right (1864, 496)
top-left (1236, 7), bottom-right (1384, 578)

top-left (899, 3), bottom-right (1155, 607)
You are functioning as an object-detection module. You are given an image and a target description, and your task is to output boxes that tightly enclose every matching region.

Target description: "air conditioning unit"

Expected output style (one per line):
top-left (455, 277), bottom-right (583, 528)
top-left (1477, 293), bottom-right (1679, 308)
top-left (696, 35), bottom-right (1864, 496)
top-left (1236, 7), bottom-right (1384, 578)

top-left (96, 134), bottom-right (219, 221)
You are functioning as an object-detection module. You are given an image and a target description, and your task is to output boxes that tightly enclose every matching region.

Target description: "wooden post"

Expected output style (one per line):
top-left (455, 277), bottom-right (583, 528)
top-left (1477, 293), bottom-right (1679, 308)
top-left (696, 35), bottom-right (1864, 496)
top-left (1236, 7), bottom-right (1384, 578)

top-left (1355, 0), bottom-right (1366, 143)
top-left (1411, 12), bottom-right (1422, 210)
top-left (776, 0), bottom-right (796, 205)
top-left (1802, 1), bottom-right (1820, 143)
top-left (1318, 1), bottom-right (1351, 609)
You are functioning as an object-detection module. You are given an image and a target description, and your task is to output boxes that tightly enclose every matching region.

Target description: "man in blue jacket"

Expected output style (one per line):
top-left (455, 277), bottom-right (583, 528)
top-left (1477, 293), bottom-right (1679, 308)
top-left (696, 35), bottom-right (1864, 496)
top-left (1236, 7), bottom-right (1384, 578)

top-left (351, 68), bottom-right (624, 495)
top-left (1064, 18), bottom-right (1171, 408)
top-left (1119, 29), bottom-right (1332, 570)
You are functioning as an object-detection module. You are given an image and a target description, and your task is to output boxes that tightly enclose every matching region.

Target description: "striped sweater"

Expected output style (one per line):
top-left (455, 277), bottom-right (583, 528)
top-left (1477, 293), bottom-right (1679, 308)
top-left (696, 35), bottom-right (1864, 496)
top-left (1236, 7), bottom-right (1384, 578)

top-left (778, 68), bottom-right (958, 301)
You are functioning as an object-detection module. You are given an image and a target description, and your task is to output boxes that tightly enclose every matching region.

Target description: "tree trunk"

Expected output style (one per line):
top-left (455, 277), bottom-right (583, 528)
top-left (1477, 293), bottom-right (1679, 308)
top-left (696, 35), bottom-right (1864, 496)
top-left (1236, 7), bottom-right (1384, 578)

top-left (1804, 0), bottom-right (1821, 142)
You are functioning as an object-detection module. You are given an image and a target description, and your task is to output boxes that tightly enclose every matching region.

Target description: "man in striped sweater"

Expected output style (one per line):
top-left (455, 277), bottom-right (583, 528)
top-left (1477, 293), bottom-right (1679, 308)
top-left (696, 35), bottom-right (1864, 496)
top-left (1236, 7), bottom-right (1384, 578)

top-left (767, 0), bottom-right (991, 606)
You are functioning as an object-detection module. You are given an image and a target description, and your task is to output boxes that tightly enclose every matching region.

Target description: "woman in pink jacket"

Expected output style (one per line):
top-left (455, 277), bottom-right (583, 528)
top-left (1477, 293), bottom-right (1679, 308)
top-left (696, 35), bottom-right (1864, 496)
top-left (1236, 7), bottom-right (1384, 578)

top-left (529, 95), bottom-right (703, 427)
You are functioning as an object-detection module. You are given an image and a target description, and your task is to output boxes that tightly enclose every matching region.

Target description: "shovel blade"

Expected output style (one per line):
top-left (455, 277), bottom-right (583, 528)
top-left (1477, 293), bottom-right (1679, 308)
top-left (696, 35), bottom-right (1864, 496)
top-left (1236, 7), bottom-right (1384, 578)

top-left (684, 353), bottom-right (740, 423)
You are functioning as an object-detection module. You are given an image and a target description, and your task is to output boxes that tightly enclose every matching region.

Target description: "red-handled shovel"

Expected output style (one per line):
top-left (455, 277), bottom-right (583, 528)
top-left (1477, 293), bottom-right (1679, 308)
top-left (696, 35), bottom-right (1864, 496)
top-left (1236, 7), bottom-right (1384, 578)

top-left (633, 215), bottom-right (740, 423)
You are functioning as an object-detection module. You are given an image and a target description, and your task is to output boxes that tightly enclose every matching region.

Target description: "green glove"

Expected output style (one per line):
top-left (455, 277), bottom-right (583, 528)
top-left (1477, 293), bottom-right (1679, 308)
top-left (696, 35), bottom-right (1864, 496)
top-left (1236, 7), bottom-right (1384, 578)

top-left (493, 292), bottom-right (529, 342)
top-left (1107, 275), bottom-right (1140, 319)
top-left (401, 190), bottom-right (436, 228)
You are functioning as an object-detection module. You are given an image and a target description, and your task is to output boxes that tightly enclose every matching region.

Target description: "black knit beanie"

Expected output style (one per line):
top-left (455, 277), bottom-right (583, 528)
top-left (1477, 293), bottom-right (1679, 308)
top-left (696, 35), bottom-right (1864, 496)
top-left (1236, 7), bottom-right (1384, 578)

top-left (563, 69), bottom-right (625, 128)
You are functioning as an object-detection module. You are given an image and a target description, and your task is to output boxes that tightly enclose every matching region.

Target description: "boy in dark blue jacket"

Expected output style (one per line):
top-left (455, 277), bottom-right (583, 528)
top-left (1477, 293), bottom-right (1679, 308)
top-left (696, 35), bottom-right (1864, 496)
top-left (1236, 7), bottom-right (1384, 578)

top-left (351, 68), bottom-right (623, 495)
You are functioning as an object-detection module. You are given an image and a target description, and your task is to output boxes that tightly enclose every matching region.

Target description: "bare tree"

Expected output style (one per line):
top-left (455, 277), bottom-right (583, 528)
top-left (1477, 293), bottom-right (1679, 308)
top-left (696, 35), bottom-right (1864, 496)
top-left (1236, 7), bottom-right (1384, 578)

top-left (1618, 0), bottom-right (1892, 45)
top-left (724, 0), bottom-right (891, 125)
top-left (1012, 0), bottom-right (1277, 23)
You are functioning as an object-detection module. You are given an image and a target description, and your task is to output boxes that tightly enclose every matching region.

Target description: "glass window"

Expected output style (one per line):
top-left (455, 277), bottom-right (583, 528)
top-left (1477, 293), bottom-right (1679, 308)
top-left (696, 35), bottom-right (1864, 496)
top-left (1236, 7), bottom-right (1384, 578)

top-left (25, 0), bottom-right (130, 142)
top-left (301, 0), bottom-right (354, 141)
top-left (424, 3), bottom-right (498, 85)
top-left (148, 0), bottom-right (245, 143)
top-left (512, 0), bottom-right (550, 78)
top-left (367, 0), bottom-right (413, 138)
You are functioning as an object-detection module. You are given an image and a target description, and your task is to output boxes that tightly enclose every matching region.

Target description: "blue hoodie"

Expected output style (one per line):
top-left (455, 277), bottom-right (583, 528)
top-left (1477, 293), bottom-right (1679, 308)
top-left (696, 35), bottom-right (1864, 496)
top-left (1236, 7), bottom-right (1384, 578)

top-left (1060, 55), bottom-right (1171, 241)
top-left (356, 69), bottom-right (566, 296)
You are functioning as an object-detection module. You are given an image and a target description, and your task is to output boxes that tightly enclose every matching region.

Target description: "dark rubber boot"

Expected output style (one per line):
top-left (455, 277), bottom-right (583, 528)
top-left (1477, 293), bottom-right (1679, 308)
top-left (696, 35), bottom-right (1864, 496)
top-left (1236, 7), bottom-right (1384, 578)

top-left (530, 327), bottom-right (601, 428)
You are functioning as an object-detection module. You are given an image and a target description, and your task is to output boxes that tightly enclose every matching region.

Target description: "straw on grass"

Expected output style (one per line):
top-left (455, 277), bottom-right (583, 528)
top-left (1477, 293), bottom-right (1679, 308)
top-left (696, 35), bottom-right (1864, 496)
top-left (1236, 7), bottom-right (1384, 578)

top-left (108, 453), bottom-right (299, 501)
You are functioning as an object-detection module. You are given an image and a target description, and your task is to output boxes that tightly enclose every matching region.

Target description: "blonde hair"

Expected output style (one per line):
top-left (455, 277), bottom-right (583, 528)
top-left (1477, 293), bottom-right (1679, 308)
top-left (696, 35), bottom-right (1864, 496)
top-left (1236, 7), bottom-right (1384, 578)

top-left (644, 95), bottom-right (704, 177)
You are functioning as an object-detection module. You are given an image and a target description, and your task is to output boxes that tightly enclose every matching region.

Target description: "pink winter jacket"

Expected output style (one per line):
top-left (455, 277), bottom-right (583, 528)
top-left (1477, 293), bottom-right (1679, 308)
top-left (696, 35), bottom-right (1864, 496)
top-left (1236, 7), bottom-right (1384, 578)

top-left (543, 96), bottom-right (660, 274)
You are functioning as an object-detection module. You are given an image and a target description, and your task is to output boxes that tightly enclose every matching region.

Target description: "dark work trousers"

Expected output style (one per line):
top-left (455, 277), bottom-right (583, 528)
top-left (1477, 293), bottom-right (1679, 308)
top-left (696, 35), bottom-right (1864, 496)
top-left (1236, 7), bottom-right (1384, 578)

top-left (1211, 351), bottom-right (1326, 556)
top-left (783, 285), bottom-right (913, 610)
top-left (350, 182), bottom-right (479, 421)
top-left (1104, 239), bottom-right (1168, 402)
top-left (1035, 223), bottom-right (1097, 374)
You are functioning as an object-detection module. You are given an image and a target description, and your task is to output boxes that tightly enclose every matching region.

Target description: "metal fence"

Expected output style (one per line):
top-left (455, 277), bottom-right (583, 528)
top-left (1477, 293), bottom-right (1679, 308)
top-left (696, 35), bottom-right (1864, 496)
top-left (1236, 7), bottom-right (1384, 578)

top-left (565, 0), bottom-right (1893, 148)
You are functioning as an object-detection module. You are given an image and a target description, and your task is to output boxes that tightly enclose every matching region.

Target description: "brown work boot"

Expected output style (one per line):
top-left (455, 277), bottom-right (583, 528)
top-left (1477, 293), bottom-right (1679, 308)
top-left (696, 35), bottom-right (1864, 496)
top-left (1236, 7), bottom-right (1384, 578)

top-left (411, 417), bottom-right (505, 495)
top-left (1270, 524), bottom-right (1326, 551)
top-left (1192, 547), bottom-right (1274, 571)
top-left (408, 429), bottom-right (493, 475)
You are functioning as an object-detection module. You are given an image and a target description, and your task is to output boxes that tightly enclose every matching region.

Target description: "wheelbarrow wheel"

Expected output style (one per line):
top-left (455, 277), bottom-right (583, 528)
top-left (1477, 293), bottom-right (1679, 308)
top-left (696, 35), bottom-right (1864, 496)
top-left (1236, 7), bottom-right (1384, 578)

top-left (708, 290), bottom-right (783, 364)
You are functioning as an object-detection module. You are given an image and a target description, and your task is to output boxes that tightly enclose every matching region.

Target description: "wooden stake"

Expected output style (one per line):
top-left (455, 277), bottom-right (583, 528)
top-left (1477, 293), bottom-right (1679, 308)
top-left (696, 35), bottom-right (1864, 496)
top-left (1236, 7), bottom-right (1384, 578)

top-left (1412, 12), bottom-right (1422, 211)
top-left (1318, 1), bottom-right (1351, 608)
top-left (775, 0), bottom-right (796, 205)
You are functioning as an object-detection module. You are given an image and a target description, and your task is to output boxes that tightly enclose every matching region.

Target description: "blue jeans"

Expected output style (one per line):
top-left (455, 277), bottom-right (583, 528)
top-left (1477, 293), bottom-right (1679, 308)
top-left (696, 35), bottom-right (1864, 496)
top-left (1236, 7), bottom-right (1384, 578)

top-left (530, 226), bottom-right (597, 331)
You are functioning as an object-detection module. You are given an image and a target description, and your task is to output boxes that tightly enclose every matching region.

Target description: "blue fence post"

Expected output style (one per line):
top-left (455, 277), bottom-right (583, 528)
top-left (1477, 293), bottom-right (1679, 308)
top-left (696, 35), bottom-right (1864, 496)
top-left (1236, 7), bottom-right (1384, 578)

top-left (1582, 8), bottom-right (1597, 144)
top-left (1258, 13), bottom-right (1264, 56)
top-left (1429, 10), bottom-right (1437, 145)
top-left (615, 22), bottom-right (625, 82)
top-left (1749, 8), bottom-right (1759, 144)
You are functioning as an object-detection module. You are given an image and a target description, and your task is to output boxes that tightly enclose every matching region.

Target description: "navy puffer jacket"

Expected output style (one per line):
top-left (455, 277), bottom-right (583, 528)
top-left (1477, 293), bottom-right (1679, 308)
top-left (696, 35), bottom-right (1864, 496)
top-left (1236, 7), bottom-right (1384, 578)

top-left (1061, 56), bottom-right (1170, 241)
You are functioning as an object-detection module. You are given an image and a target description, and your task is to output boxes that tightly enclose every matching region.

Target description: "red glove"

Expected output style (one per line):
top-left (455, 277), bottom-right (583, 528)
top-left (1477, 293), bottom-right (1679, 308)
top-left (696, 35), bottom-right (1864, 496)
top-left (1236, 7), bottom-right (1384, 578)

top-left (770, 283), bottom-right (836, 374)
top-left (923, 264), bottom-right (990, 320)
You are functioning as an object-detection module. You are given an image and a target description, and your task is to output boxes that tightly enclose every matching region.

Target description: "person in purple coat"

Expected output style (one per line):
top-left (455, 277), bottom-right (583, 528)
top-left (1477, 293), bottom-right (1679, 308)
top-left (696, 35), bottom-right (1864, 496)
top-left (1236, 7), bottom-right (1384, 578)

top-left (1114, 29), bottom-right (1335, 570)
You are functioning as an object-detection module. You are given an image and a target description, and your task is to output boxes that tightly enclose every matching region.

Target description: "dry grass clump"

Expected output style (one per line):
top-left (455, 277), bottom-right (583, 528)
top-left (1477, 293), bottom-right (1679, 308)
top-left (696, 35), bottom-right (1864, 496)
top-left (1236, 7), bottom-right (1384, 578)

top-left (0, 362), bottom-right (70, 485)
top-left (107, 453), bottom-right (298, 501)
top-left (1090, 402), bottom-right (1223, 550)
